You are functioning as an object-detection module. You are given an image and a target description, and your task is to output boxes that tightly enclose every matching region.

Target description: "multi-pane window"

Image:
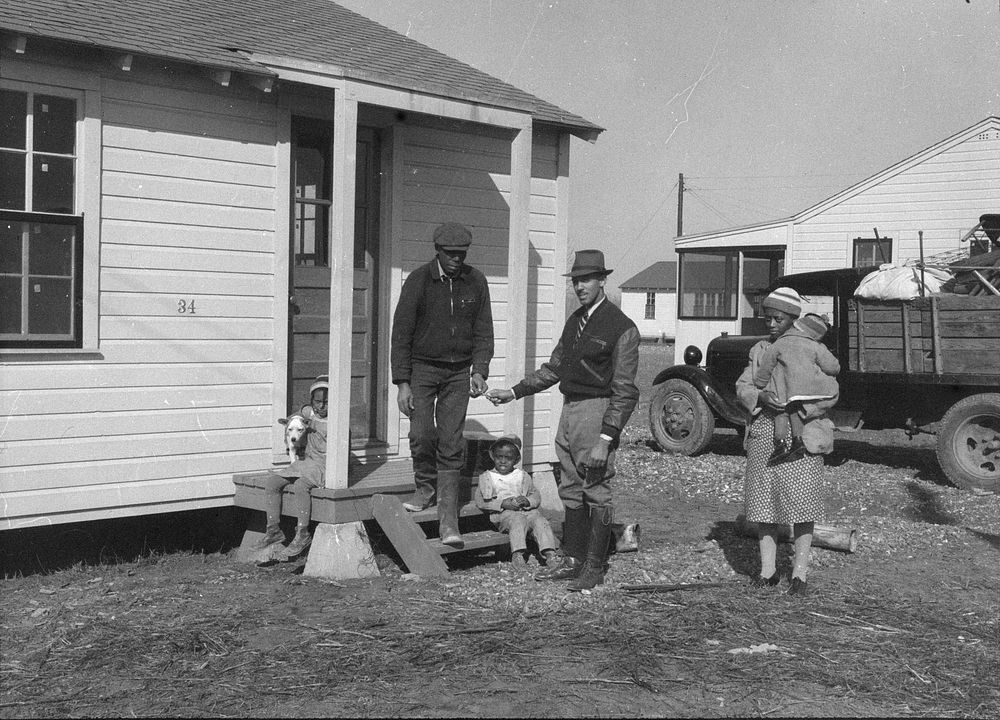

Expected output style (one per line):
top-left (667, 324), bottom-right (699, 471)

top-left (644, 291), bottom-right (656, 320)
top-left (853, 236), bottom-right (892, 267)
top-left (678, 251), bottom-right (738, 319)
top-left (0, 86), bottom-right (80, 347)
top-left (292, 117), bottom-right (332, 267)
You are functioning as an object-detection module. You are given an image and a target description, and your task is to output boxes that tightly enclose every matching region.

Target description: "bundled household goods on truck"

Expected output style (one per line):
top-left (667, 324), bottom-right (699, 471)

top-left (847, 217), bottom-right (1000, 491)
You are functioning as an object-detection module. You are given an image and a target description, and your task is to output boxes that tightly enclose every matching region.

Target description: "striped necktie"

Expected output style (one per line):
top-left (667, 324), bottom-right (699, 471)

top-left (574, 311), bottom-right (589, 345)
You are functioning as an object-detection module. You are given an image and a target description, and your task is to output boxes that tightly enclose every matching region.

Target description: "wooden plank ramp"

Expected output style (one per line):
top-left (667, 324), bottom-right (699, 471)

top-left (370, 494), bottom-right (509, 577)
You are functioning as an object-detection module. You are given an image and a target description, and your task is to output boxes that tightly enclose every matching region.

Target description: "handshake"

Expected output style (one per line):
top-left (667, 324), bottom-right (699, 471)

top-left (483, 389), bottom-right (515, 406)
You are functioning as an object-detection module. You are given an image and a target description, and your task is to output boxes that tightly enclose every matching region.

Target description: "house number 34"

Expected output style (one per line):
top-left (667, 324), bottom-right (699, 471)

top-left (177, 299), bottom-right (197, 314)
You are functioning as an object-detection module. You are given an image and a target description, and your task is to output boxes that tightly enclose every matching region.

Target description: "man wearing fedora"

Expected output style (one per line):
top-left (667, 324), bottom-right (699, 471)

top-left (391, 222), bottom-right (494, 548)
top-left (487, 249), bottom-right (639, 590)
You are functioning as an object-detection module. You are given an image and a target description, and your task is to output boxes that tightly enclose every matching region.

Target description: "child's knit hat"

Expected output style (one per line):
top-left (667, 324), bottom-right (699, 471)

top-left (310, 375), bottom-right (329, 394)
top-left (793, 313), bottom-right (829, 341)
top-left (762, 287), bottom-right (802, 317)
top-left (489, 433), bottom-right (522, 462)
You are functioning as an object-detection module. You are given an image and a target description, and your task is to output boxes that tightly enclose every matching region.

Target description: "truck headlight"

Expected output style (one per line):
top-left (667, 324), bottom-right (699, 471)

top-left (683, 345), bottom-right (703, 366)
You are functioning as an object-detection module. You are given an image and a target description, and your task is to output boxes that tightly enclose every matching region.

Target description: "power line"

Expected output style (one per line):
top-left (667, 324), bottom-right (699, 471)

top-left (687, 184), bottom-right (792, 219)
top-left (608, 181), bottom-right (678, 271)
top-left (684, 187), bottom-right (736, 227)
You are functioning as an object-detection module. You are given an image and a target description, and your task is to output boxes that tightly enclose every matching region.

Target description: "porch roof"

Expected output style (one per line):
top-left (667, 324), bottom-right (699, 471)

top-left (0, 0), bottom-right (602, 137)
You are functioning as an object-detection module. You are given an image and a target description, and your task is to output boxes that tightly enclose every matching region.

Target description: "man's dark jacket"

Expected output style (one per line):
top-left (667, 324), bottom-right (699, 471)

top-left (391, 259), bottom-right (494, 384)
top-left (511, 298), bottom-right (640, 443)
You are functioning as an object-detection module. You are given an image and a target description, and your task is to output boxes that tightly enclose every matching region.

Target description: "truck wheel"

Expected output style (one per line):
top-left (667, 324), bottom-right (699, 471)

top-left (936, 393), bottom-right (1000, 493)
top-left (649, 379), bottom-right (715, 455)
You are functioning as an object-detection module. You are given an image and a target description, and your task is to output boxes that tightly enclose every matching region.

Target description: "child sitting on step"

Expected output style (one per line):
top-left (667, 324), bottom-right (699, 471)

top-left (256, 375), bottom-right (329, 559)
top-left (474, 434), bottom-right (559, 570)
top-left (753, 313), bottom-right (840, 466)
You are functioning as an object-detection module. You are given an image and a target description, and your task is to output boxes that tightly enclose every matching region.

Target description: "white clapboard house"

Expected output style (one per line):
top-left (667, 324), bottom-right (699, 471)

top-left (672, 116), bottom-right (1000, 364)
top-left (618, 261), bottom-right (677, 341)
top-left (0, 1), bottom-right (602, 530)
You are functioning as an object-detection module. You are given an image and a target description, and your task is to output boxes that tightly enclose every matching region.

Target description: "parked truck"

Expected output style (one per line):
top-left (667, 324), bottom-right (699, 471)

top-left (648, 266), bottom-right (1000, 494)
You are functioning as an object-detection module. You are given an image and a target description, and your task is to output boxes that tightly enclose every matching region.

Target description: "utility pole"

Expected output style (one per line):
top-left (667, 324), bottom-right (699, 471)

top-left (677, 172), bottom-right (684, 237)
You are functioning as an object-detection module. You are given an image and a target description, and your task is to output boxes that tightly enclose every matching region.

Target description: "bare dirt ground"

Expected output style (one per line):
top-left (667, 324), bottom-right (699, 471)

top-left (2, 343), bottom-right (999, 718)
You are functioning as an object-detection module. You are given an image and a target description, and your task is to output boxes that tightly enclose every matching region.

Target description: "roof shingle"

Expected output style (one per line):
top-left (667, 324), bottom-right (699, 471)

top-left (0, 0), bottom-right (601, 133)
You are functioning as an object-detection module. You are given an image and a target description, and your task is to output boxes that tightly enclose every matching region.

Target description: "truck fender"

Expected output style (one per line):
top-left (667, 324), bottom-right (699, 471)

top-left (651, 364), bottom-right (748, 426)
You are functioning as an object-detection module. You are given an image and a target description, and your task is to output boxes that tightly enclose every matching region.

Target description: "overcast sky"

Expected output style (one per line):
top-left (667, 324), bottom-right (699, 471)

top-left (336, 0), bottom-right (1000, 287)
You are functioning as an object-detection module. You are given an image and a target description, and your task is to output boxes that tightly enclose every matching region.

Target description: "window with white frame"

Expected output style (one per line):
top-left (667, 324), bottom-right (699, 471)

top-left (0, 85), bottom-right (82, 347)
top-left (644, 291), bottom-right (655, 319)
top-left (853, 235), bottom-right (892, 267)
top-left (678, 251), bottom-right (738, 319)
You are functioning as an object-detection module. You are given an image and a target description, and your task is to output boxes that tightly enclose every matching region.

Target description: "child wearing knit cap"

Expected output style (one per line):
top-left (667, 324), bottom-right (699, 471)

top-left (255, 375), bottom-right (329, 559)
top-left (753, 313), bottom-right (840, 465)
top-left (474, 434), bottom-right (559, 570)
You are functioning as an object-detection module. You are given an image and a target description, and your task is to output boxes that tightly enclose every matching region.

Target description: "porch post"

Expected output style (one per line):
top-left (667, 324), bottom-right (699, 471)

top-left (325, 90), bottom-right (358, 489)
top-left (504, 122), bottom-right (532, 443)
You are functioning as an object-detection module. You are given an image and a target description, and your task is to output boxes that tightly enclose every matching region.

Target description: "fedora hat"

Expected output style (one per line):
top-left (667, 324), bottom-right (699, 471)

top-left (563, 249), bottom-right (612, 279)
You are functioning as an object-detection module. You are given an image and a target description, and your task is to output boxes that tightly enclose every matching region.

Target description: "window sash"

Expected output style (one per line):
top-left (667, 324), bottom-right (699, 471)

top-left (0, 87), bottom-right (77, 215)
top-left (853, 237), bottom-right (892, 267)
top-left (678, 251), bottom-right (738, 319)
top-left (644, 291), bottom-right (655, 319)
top-left (0, 210), bottom-right (83, 347)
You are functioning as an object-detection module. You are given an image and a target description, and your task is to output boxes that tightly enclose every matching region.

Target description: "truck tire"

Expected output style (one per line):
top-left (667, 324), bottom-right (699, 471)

top-left (649, 379), bottom-right (715, 456)
top-left (936, 393), bottom-right (1000, 493)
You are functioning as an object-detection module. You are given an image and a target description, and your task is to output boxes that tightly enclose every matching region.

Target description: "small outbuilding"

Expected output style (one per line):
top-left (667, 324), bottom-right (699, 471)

top-left (0, 0), bottom-right (602, 530)
top-left (618, 261), bottom-right (677, 341)
top-left (672, 116), bottom-right (1000, 363)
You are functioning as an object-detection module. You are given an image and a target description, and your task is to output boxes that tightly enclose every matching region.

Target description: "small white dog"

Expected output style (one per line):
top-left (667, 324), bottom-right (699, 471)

top-left (278, 413), bottom-right (308, 463)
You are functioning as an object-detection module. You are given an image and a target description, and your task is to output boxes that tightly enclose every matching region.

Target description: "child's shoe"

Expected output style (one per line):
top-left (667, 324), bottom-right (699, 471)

top-left (511, 551), bottom-right (529, 571)
top-left (281, 528), bottom-right (312, 559)
top-left (768, 437), bottom-right (806, 466)
top-left (541, 549), bottom-right (559, 566)
top-left (253, 525), bottom-right (285, 550)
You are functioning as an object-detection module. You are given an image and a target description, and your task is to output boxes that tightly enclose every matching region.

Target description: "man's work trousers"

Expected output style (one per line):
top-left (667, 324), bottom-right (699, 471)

top-left (408, 361), bottom-right (472, 506)
top-left (555, 396), bottom-right (616, 511)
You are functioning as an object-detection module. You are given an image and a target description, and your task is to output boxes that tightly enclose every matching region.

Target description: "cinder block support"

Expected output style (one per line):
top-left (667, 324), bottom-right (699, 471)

top-left (303, 521), bottom-right (380, 580)
top-left (235, 529), bottom-right (286, 564)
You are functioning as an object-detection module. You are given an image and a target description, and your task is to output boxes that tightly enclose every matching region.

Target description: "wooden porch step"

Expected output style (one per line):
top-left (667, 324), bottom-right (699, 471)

top-left (370, 493), bottom-right (509, 577)
top-left (406, 501), bottom-right (484, 524)
top-left (426, 530), bottom-right (511, 555)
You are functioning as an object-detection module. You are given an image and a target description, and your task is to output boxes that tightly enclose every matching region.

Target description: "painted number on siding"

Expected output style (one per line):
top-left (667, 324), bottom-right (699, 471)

top-left (177, 299), bottom-right (197, 315)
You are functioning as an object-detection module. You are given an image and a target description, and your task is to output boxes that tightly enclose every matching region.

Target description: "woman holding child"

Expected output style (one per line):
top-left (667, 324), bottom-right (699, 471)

top-left (735, 287), bottom-right (838, 597)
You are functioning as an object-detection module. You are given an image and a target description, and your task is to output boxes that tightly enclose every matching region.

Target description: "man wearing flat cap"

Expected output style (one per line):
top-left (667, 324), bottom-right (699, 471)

top-left (391, 222), bottom-right (494, 548)
top-left (487, 249), bottom-right (639, 590)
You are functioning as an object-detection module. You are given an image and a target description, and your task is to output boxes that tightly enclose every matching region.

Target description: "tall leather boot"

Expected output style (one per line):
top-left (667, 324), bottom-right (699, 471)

top-left (567, 505), bottom-right (613, 592)
top-left (437, 469), bottom-right (464, 548)
top-left (535, 505), bottom-right (588, 581)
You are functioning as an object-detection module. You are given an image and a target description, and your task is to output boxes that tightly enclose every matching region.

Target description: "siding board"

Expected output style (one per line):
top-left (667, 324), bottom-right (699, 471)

top-left (4, 455), bottom-right (269, 496)
top-left (102, 196), bottom-right (274, 230)
top-left (0, 384), bottom-right (271, 416)
top-left (101, 220), bottom-right (272, 253)
top-left (0, 362), bottom-right (271, 391)
top-left (101, 293), bottom-right (274, 318)
top-left (102, 245), bottom-right (271, 274)
top-left (101, 268), bottom-right (274, 295)
top-left (3, 429), bottom-right (269, 474)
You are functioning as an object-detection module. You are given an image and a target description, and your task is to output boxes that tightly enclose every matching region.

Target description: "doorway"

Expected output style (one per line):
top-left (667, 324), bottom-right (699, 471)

top-left (289, 118), bottom-right (383, 447)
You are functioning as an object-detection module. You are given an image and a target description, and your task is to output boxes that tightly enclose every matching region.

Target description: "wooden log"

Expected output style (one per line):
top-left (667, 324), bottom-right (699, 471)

top-left (735, 514), bottom-right (858, 553)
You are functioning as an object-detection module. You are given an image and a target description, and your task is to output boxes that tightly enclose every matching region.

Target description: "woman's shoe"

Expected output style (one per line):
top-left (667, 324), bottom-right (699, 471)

top-left (750, 572), bottom-right (780, 588)
top-left (788, 577), bottom-right (808, 596)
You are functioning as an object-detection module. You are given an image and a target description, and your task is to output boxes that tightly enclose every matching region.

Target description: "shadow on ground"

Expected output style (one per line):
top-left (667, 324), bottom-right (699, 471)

top-left (1, 507), bottom-right (247, 578)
